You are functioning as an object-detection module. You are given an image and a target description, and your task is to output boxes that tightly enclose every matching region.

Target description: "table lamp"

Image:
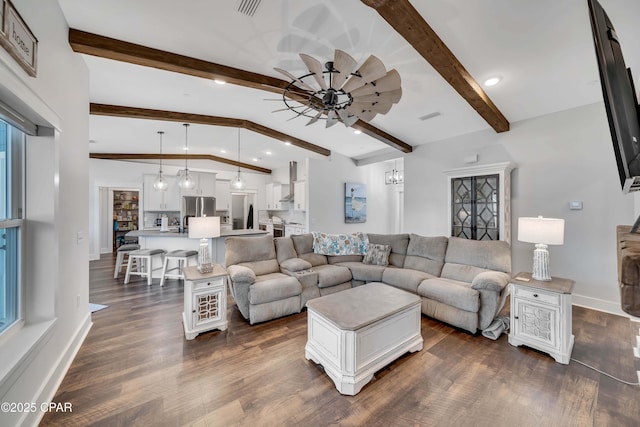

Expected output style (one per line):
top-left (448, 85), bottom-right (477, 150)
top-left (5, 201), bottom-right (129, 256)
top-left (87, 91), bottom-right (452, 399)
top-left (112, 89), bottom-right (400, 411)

top-left (188, 216), bottom-right (221, 273)
top-left (518, 216), bottom-right (565, 281)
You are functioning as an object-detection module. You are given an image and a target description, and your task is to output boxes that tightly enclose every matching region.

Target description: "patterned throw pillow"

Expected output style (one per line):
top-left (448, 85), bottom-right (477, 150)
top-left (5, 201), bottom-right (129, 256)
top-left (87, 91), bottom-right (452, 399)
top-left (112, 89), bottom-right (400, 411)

top-left (312, 231), bottom-right (369, 255)
top-left (362, 243), bottom-right (392, 266)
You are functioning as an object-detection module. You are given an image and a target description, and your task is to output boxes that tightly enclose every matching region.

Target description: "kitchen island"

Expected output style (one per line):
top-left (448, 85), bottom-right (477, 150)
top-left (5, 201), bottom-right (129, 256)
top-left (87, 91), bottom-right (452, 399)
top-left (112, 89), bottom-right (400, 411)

top-left (125, 228), bottom-right (268, 267)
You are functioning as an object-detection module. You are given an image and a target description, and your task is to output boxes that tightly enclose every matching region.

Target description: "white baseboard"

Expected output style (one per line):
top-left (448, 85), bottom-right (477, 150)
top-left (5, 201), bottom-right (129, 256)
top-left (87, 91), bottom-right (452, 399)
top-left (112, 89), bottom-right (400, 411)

top-left (89, 252), bottom-right (100, 261)
top-left (24, 313), bottom-right (92, 427)
top-left (572, 293), bottom-right (640, 322)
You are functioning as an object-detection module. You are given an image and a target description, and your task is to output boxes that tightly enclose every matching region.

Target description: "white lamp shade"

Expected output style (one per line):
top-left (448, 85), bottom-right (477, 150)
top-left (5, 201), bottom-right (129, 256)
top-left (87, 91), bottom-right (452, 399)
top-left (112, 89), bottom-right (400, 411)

top-left (518, 216), bottom-right (565, 245)
top-left (188, 216), bottom-right (221, 239)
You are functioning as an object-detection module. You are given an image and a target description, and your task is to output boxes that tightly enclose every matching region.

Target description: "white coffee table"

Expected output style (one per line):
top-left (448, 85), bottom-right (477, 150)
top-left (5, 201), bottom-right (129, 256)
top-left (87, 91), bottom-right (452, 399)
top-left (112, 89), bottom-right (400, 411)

top-left (305, 282), bottom-right (423, 395)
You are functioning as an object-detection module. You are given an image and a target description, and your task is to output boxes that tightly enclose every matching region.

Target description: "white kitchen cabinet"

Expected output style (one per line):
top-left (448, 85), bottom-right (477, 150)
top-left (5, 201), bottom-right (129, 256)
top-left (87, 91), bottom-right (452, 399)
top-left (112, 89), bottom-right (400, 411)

top-left (265, 182), bottom-right (286, 210)
top-left (294, 181), bottom-right (306, 211)
top-left (179, 171), bottom-right (217, 197)
top-left (143, 174), bottom-right (180, 211)
top-left (215, 180), bottom-right (230, 211)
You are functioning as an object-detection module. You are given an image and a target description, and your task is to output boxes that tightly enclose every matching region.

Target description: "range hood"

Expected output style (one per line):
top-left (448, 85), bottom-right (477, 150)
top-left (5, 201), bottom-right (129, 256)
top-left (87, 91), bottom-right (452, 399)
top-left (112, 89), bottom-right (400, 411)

top-left (279, 161), bottom-right (297, 202)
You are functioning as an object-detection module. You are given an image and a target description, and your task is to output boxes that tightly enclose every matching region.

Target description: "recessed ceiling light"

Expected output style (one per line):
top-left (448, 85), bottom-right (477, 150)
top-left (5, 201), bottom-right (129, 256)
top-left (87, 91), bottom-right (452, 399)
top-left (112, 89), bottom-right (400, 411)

top-left (284, 142), bottom-right (291, 146)
top-left (252, 158), bottom-right (261, 162)
top-left (266, 151), bottom-right (272, 155)
top-left (214, 79), bottom-right (226, 85)
top-left (220, 149), bottom-right (226, 154)
top-left (353, 130), bottom-right (362, 135)
top-left (483, 77), bottom-right (501, 87)
top-left (183, 147), bottom-right (189, 151)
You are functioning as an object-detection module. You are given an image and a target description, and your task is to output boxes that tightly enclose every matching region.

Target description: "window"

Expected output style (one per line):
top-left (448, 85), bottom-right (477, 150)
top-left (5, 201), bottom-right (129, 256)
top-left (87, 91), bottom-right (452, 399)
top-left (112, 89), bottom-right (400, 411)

top-left (0, 120), bottom-right (24, 335)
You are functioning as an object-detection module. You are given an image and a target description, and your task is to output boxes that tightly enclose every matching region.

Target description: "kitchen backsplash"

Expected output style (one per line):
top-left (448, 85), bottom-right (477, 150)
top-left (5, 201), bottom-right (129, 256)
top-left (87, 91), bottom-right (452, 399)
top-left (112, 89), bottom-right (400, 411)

top-left (143, 211), bottom-right (180, 229)
top-left (264, 209), bottom-right (306, 224)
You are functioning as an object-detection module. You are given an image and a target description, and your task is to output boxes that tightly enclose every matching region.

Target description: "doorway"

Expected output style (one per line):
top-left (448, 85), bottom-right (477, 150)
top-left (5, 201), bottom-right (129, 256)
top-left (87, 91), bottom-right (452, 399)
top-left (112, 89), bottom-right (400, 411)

top-left (230, 190), bottom-right (257, 230)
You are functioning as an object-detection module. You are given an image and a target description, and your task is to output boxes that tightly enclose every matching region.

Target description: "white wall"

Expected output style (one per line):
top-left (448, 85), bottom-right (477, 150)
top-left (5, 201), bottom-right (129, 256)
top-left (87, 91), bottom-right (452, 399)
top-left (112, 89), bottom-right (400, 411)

top-left (308, 153), bottom-right (396, 233)
top-left (0, 1), bottom-right (91, 425)
top-left (405, 102), bottom-right (635, 316)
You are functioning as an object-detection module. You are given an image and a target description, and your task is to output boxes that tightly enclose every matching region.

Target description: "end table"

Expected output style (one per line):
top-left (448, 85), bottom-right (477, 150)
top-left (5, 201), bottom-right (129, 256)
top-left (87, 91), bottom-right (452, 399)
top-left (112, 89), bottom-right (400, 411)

top-left (508, 272), bottom-right (575, 364)
top-left (183, 265), bottom-right (228, 340)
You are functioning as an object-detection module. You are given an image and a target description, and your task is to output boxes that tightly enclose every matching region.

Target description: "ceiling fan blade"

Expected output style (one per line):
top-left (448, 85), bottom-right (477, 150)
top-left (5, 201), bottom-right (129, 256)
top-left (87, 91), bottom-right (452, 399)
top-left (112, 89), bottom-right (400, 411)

top-left (357, 110), bottom-right (378, 122)
top-left (337, 108), bottom-right (359, 127)
top-left (306, 111), bottom-right (323, 126)
top-left (369, 102), bottom-right (393, 115)
top-left (299, 54), bottom-right (327, 90)
top-left (326, 110), bottom-right (338, 128)
top-left (352, 88), bottom-right (402, 104)
top-left (350, 69), bottom-right (401, 98)
top-left (274, 67), bottom-right (316, 92)
top-left (342, 55), bottom-right (387, 92)
top-left (331, 50), bottom-right (357, 90)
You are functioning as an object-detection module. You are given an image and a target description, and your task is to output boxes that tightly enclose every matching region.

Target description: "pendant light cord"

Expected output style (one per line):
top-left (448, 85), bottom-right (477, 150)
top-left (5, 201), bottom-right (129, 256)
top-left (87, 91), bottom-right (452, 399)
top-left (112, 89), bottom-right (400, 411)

top-left (158, 131), bottom-right (164, 173)
top-left (183, 123), bottom-right (189, 173)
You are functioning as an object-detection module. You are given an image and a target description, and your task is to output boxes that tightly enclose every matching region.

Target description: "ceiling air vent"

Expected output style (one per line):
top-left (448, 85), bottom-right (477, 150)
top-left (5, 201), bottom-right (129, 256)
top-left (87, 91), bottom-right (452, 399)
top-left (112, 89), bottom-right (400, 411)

top-left (237, 0), bottom-right (262, 16)
top-left (418, 112), bottom-right (441, 121)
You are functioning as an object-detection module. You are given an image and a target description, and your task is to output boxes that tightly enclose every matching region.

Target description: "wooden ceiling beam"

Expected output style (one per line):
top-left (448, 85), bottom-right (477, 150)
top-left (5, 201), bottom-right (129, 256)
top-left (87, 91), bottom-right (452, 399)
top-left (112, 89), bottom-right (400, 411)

top-left (71, 29), bottom-right (413, 153)
top-left (90, 103), bottom-right (331, 157)
top-left (89, 153), bottom-right (272, 174)
top-left (361, 0), bottom-right (510, 133)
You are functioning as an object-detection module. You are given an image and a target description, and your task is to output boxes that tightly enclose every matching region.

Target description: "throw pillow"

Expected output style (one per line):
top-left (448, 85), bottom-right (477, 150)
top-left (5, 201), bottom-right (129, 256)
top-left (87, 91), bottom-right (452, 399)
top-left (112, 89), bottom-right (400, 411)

top-left (363, 243), bottom-right (391, 266)
top-left (312, 231), bottom-right (369, 255)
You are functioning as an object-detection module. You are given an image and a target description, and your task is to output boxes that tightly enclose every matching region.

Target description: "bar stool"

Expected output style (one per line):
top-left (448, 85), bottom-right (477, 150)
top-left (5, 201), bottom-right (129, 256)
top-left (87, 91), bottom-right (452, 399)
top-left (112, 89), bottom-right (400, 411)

top-left (160, 249), bottom-right (198, 286)
top-left (124, 248), bottom-right (166, 286)
top-left (113, 244), bottom-right (141, 279)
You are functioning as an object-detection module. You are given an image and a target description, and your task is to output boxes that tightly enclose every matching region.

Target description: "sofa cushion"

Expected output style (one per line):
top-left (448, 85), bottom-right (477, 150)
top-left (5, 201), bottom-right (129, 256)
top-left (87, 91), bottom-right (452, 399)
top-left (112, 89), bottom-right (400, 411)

top-left (368, 233), bottom-right (410, 267)
top-left (312, 231), bottom-right (368, 255)
top-left (291, 234), bottom-right (328, 266)
top-left (280, 258), bottom-right (312, 272)
top-left (225, 235), bottom-right (279, 275)
top-left (444, 237), bottom-right (511, 275)
top-left (312, 264), bottom-right (353, 288)
top-left (417, 278), bottom-right (480, 313)
top-left (403, 234), bottom-right (448, 276)
top-left (382, 267), bottom-right (435, 293)
top-left (336, 262), bottom-right (386, 282)
top-left (363, 243), bottom-right (391, 266)
top-left (237, 259), bottom-right (281, 277)
top-left (274, 237), bottom-right (298, 263)
top-left (327, 254), bottom-right (364, 264)
top-left (249, 273), bottom-right (301, 305)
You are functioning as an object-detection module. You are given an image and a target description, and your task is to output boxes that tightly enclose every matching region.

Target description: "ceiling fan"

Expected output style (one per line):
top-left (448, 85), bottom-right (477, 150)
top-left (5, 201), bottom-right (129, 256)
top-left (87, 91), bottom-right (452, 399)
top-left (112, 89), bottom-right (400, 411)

top-left (273, 50), bottom-right (402, 128)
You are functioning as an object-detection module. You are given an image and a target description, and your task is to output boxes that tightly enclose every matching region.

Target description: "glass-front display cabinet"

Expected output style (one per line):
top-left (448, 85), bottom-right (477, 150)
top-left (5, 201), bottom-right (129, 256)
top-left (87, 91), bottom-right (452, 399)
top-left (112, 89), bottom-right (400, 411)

top-left (445, 162), bottom-right (515, 244)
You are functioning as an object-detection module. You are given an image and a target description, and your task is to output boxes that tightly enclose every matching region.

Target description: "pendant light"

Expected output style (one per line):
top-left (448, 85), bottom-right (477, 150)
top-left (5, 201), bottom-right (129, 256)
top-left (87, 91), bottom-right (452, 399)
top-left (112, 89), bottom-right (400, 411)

top-left (231, 128), bottom-right (246, 190)
top-left (178, 123), bottom-right (195, 190)
top-left (153, 131), bottom-right (168, 191)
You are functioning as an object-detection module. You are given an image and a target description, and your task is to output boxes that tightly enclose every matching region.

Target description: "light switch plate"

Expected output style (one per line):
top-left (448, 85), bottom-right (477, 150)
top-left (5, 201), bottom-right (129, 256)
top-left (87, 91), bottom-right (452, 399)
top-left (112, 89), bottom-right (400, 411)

top-left (569, 201), bottom-right (583, 210)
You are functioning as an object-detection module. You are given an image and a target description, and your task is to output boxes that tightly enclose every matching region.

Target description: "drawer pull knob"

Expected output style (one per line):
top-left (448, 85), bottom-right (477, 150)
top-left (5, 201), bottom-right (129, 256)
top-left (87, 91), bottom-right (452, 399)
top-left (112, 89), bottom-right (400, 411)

top-left (514, 316), bottom-right (519, 320)
top-left (533, 294), bottom-right (538, 298)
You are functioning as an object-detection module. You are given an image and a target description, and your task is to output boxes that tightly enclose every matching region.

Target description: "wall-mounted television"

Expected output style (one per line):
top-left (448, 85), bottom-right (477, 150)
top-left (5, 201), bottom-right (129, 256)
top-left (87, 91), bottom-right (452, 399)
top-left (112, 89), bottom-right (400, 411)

top-left (588, 0), bottom-right (640, 193)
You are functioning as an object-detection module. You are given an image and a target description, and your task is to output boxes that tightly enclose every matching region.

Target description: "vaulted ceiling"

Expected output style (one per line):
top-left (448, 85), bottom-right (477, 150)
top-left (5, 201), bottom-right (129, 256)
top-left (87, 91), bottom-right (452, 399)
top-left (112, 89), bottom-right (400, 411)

top-left (57, 0), bottom-right (640, 174)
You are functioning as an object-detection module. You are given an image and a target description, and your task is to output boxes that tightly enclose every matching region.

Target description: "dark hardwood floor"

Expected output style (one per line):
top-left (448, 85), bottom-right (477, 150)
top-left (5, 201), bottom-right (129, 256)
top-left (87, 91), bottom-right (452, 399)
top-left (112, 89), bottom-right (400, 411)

top-left (41, 255), bottom-right (640, 426)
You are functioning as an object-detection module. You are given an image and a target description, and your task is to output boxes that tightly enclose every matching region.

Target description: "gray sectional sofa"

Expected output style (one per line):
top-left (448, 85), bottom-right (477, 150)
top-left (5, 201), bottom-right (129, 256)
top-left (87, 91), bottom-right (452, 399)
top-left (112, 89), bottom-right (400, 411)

top-left (225, 232), bottom-right (511, 333)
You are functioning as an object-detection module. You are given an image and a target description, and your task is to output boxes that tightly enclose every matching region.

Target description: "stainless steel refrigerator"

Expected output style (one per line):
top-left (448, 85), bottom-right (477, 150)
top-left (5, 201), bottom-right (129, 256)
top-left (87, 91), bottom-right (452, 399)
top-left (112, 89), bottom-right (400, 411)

top-left (182, 196), bottom-right (216, 227)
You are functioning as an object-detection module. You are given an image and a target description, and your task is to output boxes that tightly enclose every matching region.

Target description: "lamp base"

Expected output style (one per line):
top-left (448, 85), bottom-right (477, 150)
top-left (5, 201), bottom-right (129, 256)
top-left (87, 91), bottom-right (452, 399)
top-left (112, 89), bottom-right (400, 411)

top-left (197, 263), bottom-right (213, 274)
top-left (197, 238), bottom-right (213, 274)
top-left (532, 243), bottom-right (552, 281)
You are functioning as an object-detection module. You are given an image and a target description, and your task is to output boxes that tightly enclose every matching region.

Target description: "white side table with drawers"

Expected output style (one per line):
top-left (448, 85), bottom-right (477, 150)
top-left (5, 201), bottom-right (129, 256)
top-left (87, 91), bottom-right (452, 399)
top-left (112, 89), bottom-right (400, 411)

top-left (508, 272), bottom-right (575, 364)
top-left (183, 265), bottom-right (228, 340)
